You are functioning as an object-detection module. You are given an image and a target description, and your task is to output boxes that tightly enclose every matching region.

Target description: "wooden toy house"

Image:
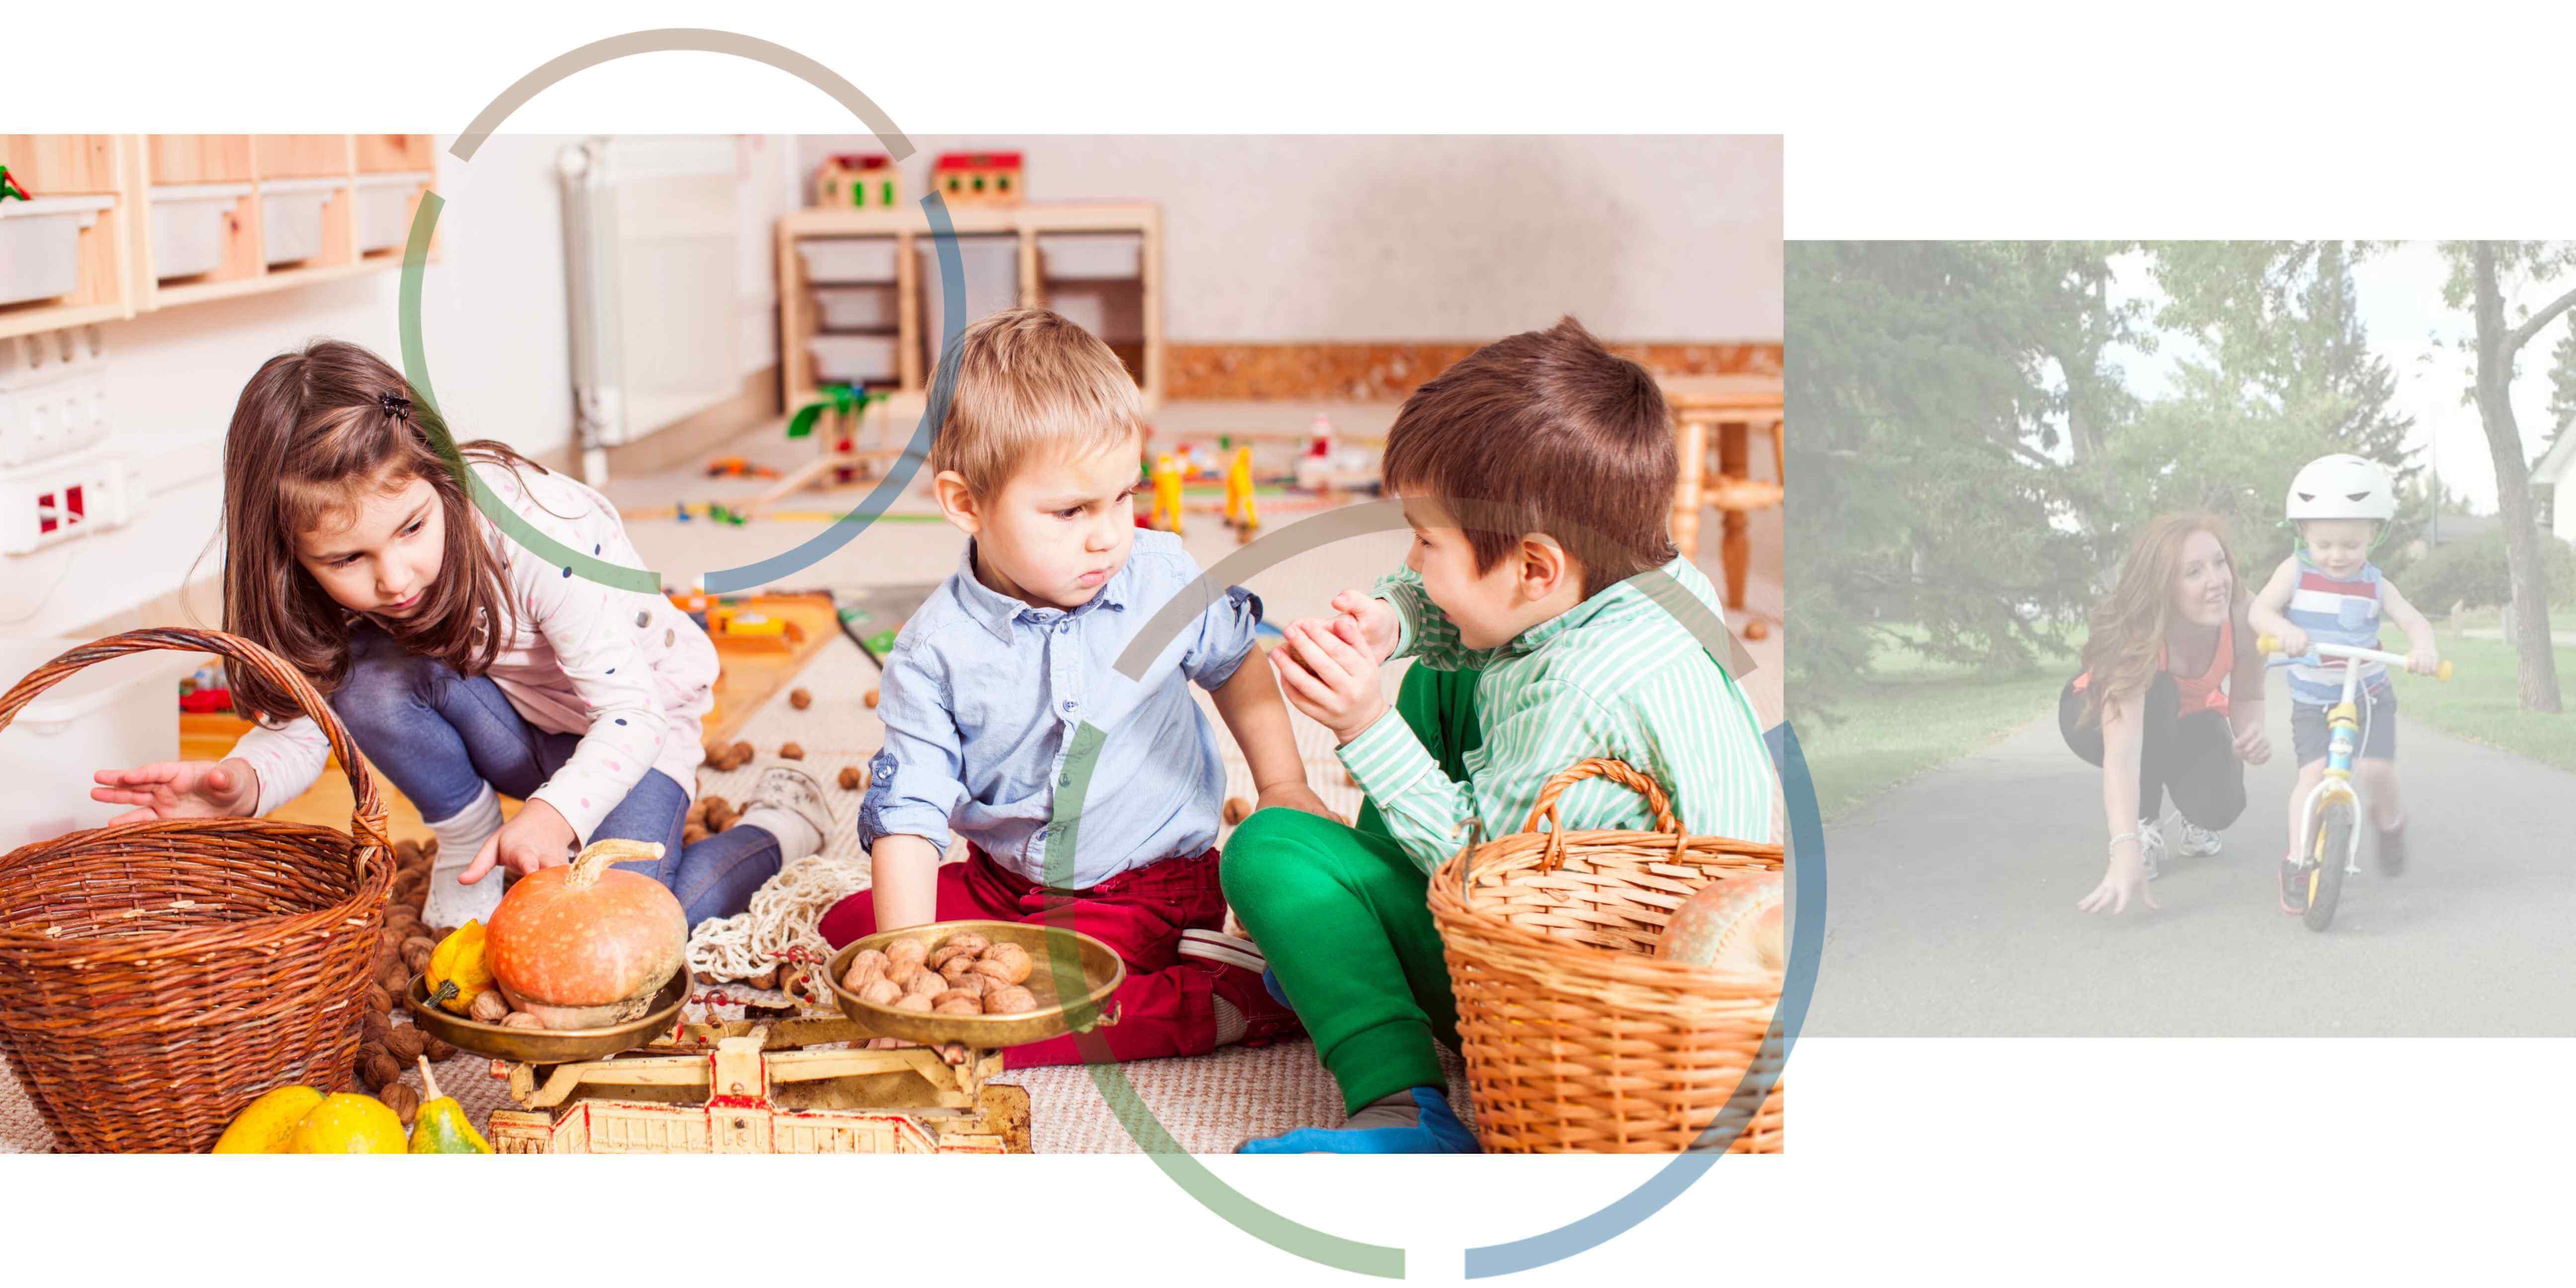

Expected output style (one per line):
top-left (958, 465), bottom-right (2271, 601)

top-left (933, 151), bottom-right (1024, 207)
top-left (814, 153), bottom-right (899, 209)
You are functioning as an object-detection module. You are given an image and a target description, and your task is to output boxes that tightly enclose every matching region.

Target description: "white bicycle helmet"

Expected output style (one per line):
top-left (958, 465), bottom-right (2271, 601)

top-left (2285, 453), bottom-right (2396, 522)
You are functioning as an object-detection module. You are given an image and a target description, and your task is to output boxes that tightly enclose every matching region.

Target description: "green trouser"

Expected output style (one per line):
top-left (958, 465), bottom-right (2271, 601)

top-left (1220, 663), bottom-right (1482, 1116)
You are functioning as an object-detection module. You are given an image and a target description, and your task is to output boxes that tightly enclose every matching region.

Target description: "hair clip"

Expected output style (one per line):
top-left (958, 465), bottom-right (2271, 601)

top-left (378, 390), bottom-right (413, 420)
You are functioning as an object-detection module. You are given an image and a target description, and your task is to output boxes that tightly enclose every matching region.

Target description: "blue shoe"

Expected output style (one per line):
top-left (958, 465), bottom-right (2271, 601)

top-left (1262, 966), bottom-right (1291, 1010)
top-left (1235, 1087), bottom-right (1481, 1154)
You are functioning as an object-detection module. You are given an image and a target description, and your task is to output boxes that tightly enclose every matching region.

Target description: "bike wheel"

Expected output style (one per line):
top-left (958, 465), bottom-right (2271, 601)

top-left (2304, 796), bottom-right (2355, 933)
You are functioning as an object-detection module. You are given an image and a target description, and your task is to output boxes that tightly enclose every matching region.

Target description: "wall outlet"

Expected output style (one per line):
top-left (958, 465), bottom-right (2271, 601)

top-left (0, 446), bottom-right (137, 556)
top-left (0, 326), bottom-right (110, 470)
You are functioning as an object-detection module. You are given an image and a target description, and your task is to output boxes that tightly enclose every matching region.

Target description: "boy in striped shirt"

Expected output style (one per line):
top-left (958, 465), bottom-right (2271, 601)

top-left (2246, 453), bottom-right (2440, 914)
top-left (1225, 319), bottom-right (1776, 1153)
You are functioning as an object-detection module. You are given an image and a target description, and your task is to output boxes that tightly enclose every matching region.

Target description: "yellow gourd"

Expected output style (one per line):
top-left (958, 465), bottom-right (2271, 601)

top-left (210, 1084), bottom-right (325, 1153)
top-left (425, 920), bottom-right (494, 1016)
top-left (407, 1056), bottom-right (493, 1154)
top-left (287, 1093), bottom-right (409, 1153)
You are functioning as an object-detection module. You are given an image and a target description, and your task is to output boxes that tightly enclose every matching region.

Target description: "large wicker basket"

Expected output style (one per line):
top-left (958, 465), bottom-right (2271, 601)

top-left (0, 629), bottom-right (393, 1152)
top-left (1429, 758), bottom-right (1787, 1153)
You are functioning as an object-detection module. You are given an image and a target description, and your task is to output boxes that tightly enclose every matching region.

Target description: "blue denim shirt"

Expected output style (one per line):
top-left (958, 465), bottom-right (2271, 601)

top-left (857, 530), bottom-right (1263, 889)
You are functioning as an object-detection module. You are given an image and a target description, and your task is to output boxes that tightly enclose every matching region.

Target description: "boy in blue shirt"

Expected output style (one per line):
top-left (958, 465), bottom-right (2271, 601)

top-left (818, 308), bottom-right (1326, 1065)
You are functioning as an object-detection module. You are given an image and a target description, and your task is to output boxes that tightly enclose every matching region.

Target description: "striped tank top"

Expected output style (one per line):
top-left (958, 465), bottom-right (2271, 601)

top-left (2283, 556), bottom-right (2387, 705)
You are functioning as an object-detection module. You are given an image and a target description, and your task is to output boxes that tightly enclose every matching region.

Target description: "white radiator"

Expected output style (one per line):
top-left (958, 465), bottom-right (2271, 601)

top-left (558, 136), bottom-right (748, 484)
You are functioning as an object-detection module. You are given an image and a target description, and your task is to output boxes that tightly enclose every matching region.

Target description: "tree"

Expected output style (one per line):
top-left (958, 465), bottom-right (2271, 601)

top-left (2440, 242), bottom-right (2576, 713)
top-left (1784, 242), bottom-right (2129, 718)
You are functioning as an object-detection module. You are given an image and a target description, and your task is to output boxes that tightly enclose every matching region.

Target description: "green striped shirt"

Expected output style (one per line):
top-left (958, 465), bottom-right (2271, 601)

top-left (1340, 557), bottom-right (1776, 874)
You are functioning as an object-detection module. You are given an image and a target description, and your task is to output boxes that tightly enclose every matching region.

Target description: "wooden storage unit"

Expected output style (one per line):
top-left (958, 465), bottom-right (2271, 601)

top-left (0, 136), bottom-right (140, 340)
top-left (0, 134), bottom-right (437, 337)
top-left (777, 202), bottom-right (1163, 421)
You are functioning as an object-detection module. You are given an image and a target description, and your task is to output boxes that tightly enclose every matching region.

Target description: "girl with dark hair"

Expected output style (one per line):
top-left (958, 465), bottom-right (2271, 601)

top-left (88, 339), bottom-right (831, 926)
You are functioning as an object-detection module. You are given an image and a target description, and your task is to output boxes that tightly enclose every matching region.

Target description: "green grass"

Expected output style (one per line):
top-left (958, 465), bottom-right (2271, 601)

top-left (2393, 624), bottom-right (2576, 771)
top-left (1801, 631), bottom-right (2074, 821)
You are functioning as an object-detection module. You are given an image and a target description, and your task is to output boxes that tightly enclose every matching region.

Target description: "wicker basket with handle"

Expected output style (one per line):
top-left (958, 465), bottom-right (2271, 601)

top-left (0, 629), bottom-right (393, 1152)
top-left (1428, 757), bottom-right (1787, 1153)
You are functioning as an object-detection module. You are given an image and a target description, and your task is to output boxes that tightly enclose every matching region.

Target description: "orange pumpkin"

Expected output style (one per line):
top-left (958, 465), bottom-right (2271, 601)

top-left (1656, 871), bottom-right (1784, 974)
top-left (485, 839), bottom-right (687, 1028)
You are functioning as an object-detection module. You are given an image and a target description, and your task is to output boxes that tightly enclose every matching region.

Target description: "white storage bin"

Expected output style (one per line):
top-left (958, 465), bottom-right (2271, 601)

top-left (809, 334), bottom-right (899, 384)
top-left (354, 170), bottom-right (432, 253)
top-left (1039, 233), bottom-right (1142, 282)
top-left (917, 235), bottom-right (1022, 369)
top-left (812, 284), bottom-right (899, 330)
top-left (0, 639), bottom-right (204, 853)
top-left (149, 183), bottom-right (253, 280)
top-left (800, 237), bottom-right (901, 284)
top-left (259, 177), bottom-right (343, 266)
top-left (0, 196), bottom-right (115, 306)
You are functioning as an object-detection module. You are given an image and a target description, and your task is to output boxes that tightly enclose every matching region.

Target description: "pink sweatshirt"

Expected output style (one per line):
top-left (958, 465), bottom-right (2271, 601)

top-left (229, 460), bottom-right (718, 840)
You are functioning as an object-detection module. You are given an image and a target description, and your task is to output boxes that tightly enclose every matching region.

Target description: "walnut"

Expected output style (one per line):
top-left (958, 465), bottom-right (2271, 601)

top-left (789, 687), bottom-right (812, 710)
top-left (469, 990), bottom-right (512, 1023)
top-left (859, 978), bottom-right (905, 1007)
top-left (501, 1012), bottom-right (543, 1029)
top-left (385, 1025), bottom-right (428, 1063)
top-left (865, 688), bottom-right (880, 709)
top-left (1223, 797), bottom-right (1252, 826)
top-left (892, 992), bottom-right (936, 1013)
top-left (839, 766), bottom-right (864, 791)
top-left (779, 742), bottom-right (805, 761)
top-left (983, 985), bottom-right (1039, 1015)
top-left (380, 1083), bottom-right (421, 1128)
top-left (971, 942), bottom-right (1033, 986)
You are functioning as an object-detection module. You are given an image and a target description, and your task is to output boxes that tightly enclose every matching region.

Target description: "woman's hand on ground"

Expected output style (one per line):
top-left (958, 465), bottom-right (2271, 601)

top-left (1255, 781), bottom-right (1345, 824)
top-left (462, 798), bottom-right (579, 884)
top-left (2077, 845), bottom-right (2159, 915)
top-left (2232, 722), bottom-right (2271, 766)
top-left (1271, 618), bottom-right (1390, 743)
top-left (89, 759), bottom-right (260, 825)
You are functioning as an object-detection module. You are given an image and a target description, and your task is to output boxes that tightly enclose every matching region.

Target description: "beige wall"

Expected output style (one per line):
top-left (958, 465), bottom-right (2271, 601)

top-left (797, 135), bottom-right (1782, 342)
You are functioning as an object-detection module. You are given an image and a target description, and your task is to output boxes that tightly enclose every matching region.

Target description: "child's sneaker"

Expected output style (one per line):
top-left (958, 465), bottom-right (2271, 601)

top-left (1235, 1086), bottom-right (1481, 1154)
top-left (2278, 853), bottom-right (2309, 915)
top-left (2174, 820), bottom-right (2222, 859)
top-left (731, 764), bottom-right (835, 862)
top-left (1196, 942), bottom-right (1302, 1047)
top-left (2376, 820), bottom-right (2407, 877)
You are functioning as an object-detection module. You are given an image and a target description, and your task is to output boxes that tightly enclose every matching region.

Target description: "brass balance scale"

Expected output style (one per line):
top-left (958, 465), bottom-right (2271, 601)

top-left (406, 920), bottom-right (1124, 1155)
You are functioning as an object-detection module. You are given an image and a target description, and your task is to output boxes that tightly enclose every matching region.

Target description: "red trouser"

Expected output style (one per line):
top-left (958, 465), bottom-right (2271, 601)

top-left (816, 846), bottom-right (1246, 1068)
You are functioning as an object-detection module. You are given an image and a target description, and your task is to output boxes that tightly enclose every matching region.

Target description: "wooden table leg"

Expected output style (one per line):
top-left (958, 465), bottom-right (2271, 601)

top-left (1719, 419), bottom-right (1750, 613)
top-left (1672, 414), bottom-right (1707, 559)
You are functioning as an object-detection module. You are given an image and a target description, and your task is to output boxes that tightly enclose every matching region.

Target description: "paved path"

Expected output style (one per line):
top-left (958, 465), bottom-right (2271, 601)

top-left (1808, 700), bottom-right (2576, 1036)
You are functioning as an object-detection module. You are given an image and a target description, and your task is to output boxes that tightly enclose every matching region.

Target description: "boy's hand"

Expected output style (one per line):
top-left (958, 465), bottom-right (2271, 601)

top-left (2274, 625), bottom-right (2311, 659)
top-left (1270, 618), bottom-right (1388, 743)
top-left (2407, 644), bottom-right (2440, 676)
top-left (1254, 781), bottom-right (1345, 824)
top-left (462, 798), bottom-right (580, 884)
top-left (1327, 590), bottom-right (1400, 665)
top-left (90, 758), bottom-right (261, 825)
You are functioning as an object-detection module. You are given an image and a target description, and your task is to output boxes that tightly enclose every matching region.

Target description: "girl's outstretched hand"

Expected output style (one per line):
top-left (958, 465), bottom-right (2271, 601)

top-left (2076, 845), bottom-right (2159, 915)
top-left (462, 798), bottom-right (579, 884)
top-left (90, 759), bottom-right (261, 825)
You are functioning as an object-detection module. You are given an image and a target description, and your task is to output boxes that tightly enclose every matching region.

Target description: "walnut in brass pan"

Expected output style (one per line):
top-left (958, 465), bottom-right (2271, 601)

top-left (826, 920), bottom-right (1125, 1048)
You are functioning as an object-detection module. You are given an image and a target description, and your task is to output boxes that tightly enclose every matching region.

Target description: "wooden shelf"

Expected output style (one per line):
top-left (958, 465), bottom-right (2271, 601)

top-left (776, 202), bottom-right (1163, 416)
top-left (0, 134), bottom-right (437, 340)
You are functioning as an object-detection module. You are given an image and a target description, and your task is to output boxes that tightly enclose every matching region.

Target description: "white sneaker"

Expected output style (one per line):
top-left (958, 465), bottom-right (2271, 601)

top-left (2136, 816), bottom-right (2166, 882)
top-left (1179, 928), bottom-right (1267, 974)
top-left (734, 764), bottom-right (835, 858)
top-left (421, 858), bottom-right (505, 928)
top-left (2175, 820), bottom-right (2222, 859)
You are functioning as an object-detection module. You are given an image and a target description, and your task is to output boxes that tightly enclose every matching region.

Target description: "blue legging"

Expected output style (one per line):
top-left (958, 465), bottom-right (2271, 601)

top-left (327, 627), bottom-right (780, 924)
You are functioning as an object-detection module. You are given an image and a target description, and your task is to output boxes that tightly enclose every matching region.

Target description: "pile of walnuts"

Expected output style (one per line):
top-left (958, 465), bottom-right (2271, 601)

top-left (357, 837), bottom-right (460, 1125)
top-left (702, 737), bottom-right (758, 773)
top-left (841, 932), bottom-right (1039, 1017)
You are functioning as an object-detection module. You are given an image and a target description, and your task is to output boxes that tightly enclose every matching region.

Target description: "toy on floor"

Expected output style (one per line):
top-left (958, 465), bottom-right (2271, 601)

top-left (708, 603), bottom-right (808, 651)
top-left (0, 166), bottom-right (30, 203)
top-left (1222, 444), bottom-right (1259, 543)
top-left (704, 456), bottom-right (779, 480)
top-left (813, 152), bottom-right (898, 208)
top-left (782, 384), bottom-right (897, 489)
top-left (1149, 452), bottom-right (1185, 534)
top-left (670, 501), bottom-right (750, 526)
